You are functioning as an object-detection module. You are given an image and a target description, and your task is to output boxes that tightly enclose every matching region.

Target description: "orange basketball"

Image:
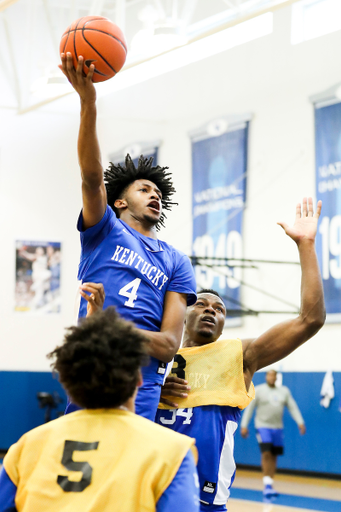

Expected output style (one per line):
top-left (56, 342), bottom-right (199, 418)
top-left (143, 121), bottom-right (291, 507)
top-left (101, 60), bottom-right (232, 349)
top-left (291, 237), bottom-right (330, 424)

top-left (60, 16), bottom-right (127, 83)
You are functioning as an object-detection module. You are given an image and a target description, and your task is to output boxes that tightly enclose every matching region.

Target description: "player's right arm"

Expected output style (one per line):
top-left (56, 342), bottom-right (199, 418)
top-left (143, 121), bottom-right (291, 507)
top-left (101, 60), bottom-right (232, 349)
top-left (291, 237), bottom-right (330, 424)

top-left (59, 53), bottom-right (107, 229)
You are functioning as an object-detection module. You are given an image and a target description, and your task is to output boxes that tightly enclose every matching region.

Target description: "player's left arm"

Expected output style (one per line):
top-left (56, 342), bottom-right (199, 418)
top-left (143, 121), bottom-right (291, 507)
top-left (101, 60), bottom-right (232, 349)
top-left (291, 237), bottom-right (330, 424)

top-left (242, 198), bottom-right (325, 390)
top-left (286, 389), bottom-right (306, 434)
top-left (0, 467), bottom-right (17, 512)
top-left (142, 291), bottom-right (188, 363)
top-left (156, 450), bottom-right (199, 512)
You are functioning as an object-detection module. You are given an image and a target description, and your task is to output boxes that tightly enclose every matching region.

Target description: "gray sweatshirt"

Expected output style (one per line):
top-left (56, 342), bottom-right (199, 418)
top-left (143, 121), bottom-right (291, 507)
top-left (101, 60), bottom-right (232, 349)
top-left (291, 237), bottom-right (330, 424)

top-left (240, 383), bottom-right (304, 429)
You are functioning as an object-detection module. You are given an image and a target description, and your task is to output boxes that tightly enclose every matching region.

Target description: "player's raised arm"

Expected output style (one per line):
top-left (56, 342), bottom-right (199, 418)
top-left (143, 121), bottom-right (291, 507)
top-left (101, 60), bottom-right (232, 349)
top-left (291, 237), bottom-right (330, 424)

top-left (143, 291), bottom-right (188, 363)
top-left (59, 52), bottom-right (107, 229)
top-left (242, 198), bottom-right (325, 389)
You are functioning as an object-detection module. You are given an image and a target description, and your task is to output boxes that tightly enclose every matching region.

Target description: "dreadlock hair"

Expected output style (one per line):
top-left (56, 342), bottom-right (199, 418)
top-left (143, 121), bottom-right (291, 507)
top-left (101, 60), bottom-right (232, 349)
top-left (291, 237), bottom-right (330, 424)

top-left (197, 289), bottom-right (223, 301)
top-left (48, 307), bottom-right (149, 409)
top-left (104, 154), bottom-right (177, 230)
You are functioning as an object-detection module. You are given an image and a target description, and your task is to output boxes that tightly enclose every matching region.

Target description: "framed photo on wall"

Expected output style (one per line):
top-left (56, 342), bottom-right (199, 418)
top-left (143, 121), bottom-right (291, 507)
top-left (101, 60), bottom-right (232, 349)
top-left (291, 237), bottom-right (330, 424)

top-left (15, 240), bottom-right (62, 314)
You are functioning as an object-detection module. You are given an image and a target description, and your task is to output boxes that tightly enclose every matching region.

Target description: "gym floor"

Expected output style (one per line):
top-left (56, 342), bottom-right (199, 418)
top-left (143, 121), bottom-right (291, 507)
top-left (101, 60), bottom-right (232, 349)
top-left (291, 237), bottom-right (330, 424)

top-left (229, 470), bottom-right (341, 512)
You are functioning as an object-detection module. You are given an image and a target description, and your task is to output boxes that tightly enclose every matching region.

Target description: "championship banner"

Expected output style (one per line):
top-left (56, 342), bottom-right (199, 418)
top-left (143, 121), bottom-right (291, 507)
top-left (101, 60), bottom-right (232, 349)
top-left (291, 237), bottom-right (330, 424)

top-left (191, 117), bottom-right (249, 326)
top-left (315, 101), bottom-right (341, 321)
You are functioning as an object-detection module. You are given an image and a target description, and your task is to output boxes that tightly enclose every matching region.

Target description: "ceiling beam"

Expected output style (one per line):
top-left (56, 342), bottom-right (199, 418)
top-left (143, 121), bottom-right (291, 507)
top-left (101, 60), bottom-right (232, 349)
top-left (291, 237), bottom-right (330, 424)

top-left (0, 0), bottom-right (20, 12)
top-left (122, 0), bottom-right (302, 72)
top-left (181, 0), bottom-right (198, 25)
top-left (1, 11), bottom-right (21, 109)
top-left (115, 0), bottom-right (125, 32)
top-left (88, 0), bottom-right (106, 16)
top-left (42, 0), bottom-right (60, 59)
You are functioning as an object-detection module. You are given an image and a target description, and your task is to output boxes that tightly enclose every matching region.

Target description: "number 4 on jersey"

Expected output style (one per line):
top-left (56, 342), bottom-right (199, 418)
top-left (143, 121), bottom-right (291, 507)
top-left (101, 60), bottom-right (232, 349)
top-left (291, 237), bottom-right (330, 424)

top-left (119, 278), bottom-right (141, 308)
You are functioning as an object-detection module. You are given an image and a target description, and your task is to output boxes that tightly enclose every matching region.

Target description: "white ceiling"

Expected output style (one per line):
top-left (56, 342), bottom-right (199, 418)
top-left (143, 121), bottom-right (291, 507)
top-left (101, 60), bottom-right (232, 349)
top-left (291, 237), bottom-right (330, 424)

top-left (0, 0), bottom-right (294, 113)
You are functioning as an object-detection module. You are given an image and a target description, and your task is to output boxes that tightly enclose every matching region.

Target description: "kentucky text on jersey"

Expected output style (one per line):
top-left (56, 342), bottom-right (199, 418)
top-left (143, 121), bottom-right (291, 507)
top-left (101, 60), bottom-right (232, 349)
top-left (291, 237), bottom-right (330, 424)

top-left (188, 373), bottom-right (211, 389)
top-left (111, 244), bottom-right (169, 290)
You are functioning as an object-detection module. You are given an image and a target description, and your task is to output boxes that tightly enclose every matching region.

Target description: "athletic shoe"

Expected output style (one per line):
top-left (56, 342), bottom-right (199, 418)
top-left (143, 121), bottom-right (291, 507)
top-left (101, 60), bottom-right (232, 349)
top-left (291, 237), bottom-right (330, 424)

top-left (263, 484), bottom-right (279, 498)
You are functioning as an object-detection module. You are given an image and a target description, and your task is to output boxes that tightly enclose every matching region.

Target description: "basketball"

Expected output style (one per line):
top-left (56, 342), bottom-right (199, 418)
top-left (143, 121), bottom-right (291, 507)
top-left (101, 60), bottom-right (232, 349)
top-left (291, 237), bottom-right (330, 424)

top-left (60, 16), bottom-right (127, 83)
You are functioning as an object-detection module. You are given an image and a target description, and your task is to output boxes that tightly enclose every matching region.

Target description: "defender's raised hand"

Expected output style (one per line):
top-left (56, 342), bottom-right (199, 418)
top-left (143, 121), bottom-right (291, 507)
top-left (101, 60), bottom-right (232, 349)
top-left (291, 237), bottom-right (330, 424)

top-left (277, 197), bottom-right (322, 244)
top-left (59, 52), bottom-right (96, 103)
top-left (80, 282), bottom-right (105, 317)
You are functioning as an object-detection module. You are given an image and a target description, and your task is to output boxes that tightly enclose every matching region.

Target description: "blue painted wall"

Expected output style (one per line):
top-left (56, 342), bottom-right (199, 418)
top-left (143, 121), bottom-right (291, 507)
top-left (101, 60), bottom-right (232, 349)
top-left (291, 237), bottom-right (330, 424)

top-left (234, 372), bottom-right (341, 475)
top-left (1, 370), bottom-right (341, 476)
top-left (0, 371), bottom-right (67, 450)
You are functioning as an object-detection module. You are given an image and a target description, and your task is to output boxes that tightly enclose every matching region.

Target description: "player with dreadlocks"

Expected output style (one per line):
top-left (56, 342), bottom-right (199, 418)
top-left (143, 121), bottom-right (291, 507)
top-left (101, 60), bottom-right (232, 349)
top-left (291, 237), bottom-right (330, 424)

top-left (60, 52), bottom-right (196, 421)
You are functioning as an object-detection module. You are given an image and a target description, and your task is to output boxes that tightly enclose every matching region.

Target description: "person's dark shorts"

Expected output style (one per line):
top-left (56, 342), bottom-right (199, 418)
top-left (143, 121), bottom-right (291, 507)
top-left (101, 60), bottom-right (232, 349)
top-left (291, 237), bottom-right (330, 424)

top-left (256, 428), bottom-right (284, 455)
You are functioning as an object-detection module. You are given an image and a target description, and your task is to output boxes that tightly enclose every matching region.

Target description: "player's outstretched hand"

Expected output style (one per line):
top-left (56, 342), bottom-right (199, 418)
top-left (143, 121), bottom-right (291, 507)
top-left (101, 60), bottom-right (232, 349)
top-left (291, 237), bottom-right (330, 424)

top-left (80, 282), bottom-right (105, 317)
top-left (59, 52), bottom-right (96, 103)
top-left (277, 197), bottom-right (322, 245)
top-left (159, 375), bottom-right (191, 408)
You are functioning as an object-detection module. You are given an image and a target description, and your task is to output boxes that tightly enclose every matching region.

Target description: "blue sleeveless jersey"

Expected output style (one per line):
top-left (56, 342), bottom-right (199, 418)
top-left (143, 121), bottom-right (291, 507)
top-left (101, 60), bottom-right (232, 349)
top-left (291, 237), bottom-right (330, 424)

top-left (155, 405), bottom-right (241, 509)
top-left (77, 206), bottom-right (196, 415)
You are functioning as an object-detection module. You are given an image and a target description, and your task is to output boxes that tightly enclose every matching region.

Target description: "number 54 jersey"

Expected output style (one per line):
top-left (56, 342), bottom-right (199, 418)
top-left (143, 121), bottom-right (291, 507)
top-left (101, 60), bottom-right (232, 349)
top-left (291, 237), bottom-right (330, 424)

top-left (77, 205), bottom-right (197, 383)
top-left (155, 339), bottom-right (255, 509)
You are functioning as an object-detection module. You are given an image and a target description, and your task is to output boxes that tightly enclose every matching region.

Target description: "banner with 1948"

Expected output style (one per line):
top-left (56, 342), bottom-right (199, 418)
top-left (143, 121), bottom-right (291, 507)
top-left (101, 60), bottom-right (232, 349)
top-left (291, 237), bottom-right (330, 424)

top-left (315, 101), bottom-right (341, 321)
top-left (191, 122), bottom-right (248, 325)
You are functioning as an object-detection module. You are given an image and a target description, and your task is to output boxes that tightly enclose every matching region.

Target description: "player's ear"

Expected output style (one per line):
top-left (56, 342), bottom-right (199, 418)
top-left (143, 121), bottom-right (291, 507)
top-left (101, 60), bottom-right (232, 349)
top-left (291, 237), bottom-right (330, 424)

top-left (114, 198), bottom-right (128, 210)
top-left (137, 370), bottom-right (143, 388)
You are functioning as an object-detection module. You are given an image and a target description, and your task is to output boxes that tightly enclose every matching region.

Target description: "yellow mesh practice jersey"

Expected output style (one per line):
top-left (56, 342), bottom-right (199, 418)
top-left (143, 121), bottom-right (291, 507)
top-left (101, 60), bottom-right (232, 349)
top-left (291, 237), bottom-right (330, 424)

top-left (159, 339), bottom-right (255, 410)
top-left (4, 408), bottom-right (196, 512)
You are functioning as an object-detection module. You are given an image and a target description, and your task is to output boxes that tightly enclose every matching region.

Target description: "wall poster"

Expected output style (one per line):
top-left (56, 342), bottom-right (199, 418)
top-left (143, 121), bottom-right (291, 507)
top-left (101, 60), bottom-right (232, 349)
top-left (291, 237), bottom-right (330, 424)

top-left (15, 240), bottom-right (61, 314)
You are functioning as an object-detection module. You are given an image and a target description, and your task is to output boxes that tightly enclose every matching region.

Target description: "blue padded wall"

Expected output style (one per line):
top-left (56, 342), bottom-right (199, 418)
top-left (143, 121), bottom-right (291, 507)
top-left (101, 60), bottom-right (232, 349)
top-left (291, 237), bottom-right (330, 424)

top-left (0, 371), bottom-right (67, 450)
top-left (1, 370), bottom-right (341, 476)
top-left (234, 372), bottom-right (341, 475)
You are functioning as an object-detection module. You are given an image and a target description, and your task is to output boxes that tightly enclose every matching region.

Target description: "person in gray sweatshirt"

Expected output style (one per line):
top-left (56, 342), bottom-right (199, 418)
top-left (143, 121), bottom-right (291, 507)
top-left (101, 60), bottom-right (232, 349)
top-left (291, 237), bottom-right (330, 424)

top-left (241, 369), bottom-right (305, 498)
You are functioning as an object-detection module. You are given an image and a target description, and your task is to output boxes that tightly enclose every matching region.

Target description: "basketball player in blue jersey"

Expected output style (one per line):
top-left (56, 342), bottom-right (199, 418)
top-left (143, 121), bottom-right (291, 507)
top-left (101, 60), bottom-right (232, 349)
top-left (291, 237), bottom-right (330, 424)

top-left (59, 53), bottom-right (196, 420)
top-left (0, 308), bottom-right (199, 512)
top-left (155, 198), bottom-right (325, 511)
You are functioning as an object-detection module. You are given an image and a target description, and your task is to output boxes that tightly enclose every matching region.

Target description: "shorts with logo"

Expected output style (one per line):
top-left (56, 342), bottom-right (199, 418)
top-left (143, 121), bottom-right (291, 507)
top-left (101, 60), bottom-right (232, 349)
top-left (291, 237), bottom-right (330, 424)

top-left (200, 503), bottom-right (227, 512)
top-left (256, 428), bottom-right (284, 455)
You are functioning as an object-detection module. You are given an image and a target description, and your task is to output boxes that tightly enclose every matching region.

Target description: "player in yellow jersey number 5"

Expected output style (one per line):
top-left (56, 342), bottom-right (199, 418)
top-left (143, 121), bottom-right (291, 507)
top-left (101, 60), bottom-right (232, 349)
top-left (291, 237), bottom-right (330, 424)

top-left (0, 307), bottom-right (199, 512)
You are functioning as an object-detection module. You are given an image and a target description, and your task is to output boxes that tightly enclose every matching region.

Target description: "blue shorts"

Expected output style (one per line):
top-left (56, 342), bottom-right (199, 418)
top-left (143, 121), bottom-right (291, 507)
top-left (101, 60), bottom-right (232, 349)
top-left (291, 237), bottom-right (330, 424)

top-left (200, 503), bottom-right (227, 512)
top-left (256, 428), bottom-right (284, 455)
top-left (135, 381), bottom-right (162, 421)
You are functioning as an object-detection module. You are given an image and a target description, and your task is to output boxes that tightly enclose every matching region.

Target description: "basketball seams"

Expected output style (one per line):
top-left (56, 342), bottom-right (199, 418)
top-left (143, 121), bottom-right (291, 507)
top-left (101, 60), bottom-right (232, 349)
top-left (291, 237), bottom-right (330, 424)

top-left (73, 18), bottom-right (82, 63)
top-left (61, 29), bottom-right (70, 53)
top-left (61, 29), bottom-right (127, 55)
top-left (81, 29), bottom-right (117, 74)
top-left (83, 26), bottom-right (127, 53)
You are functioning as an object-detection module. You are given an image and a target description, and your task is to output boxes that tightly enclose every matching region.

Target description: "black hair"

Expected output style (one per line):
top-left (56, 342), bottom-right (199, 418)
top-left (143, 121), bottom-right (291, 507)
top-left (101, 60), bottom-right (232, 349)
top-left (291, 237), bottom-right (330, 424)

top-left (197, 289), bottom-right (224, 301)
top-left (48, 307), bottom-right (149, 409)
top-left (104, 154), bottom-right (177, 230)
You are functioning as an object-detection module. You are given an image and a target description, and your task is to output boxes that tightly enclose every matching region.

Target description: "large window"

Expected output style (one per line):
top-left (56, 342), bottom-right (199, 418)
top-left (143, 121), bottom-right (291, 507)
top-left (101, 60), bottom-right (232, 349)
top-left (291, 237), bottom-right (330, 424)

top-left (291, 0), bottom-right (341, 45)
